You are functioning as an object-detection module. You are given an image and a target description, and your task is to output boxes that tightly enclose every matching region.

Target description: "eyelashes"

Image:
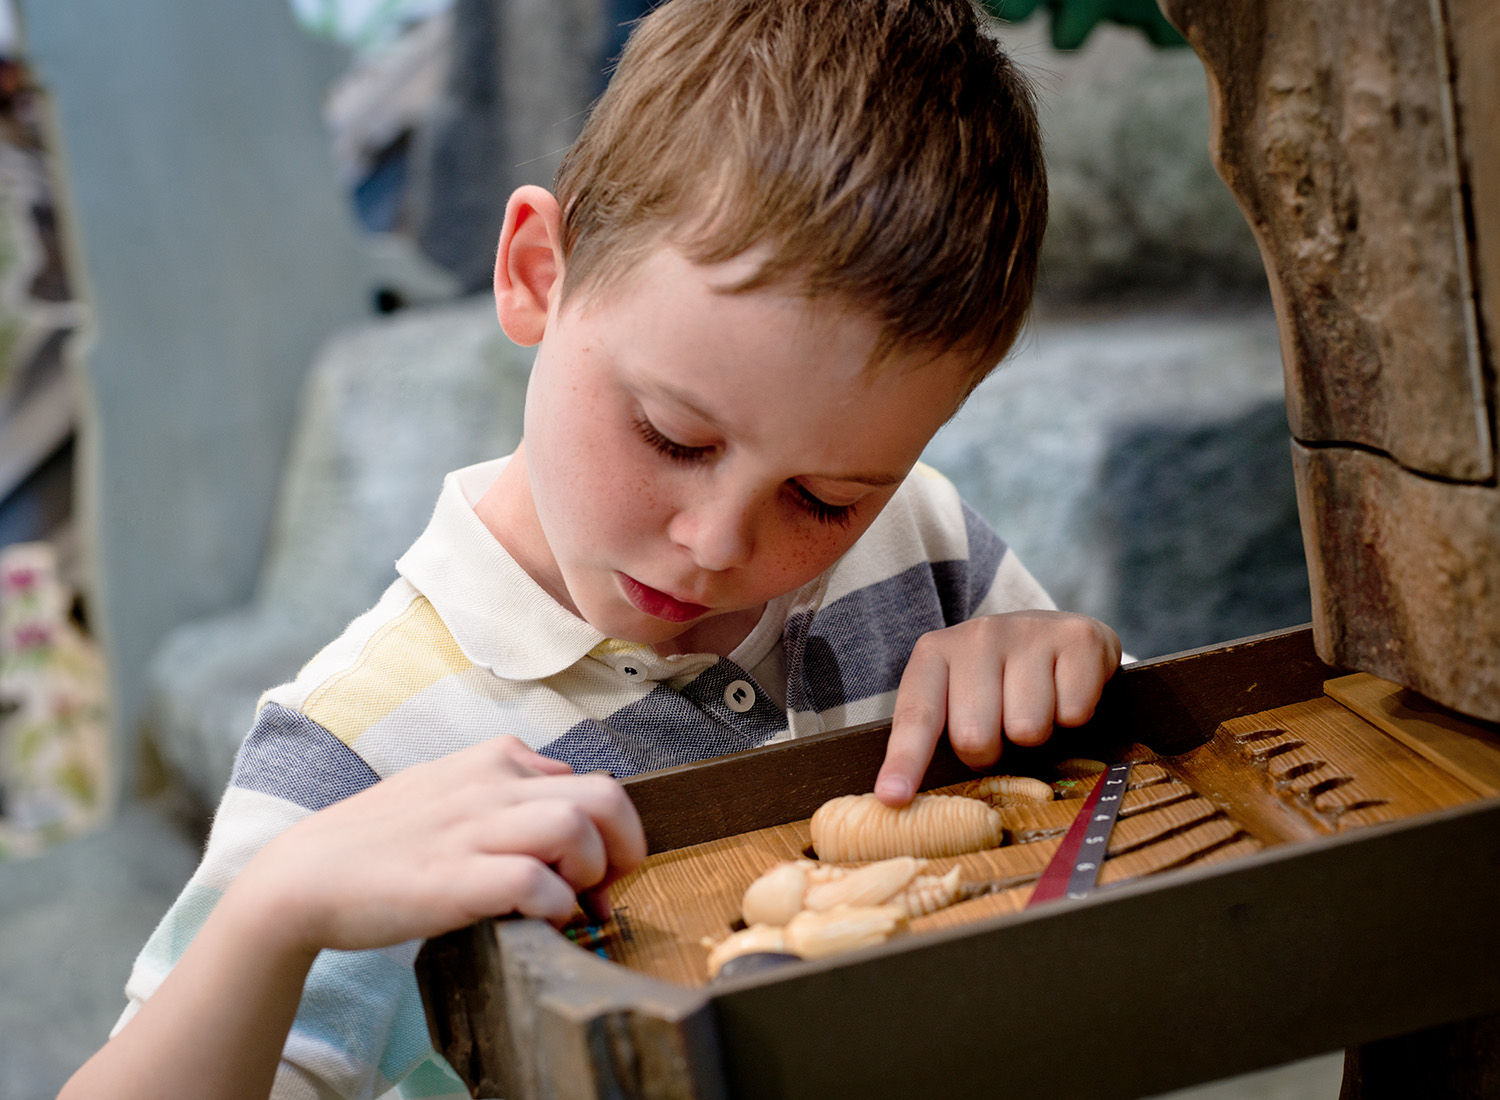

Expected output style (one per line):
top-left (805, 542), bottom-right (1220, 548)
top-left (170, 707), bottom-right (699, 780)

top-left (790, 484), bottom-right (856, 528)
top-left (633, 414), bottom-right (711, 463)
top-left (632, 415), bottom-right (856, 528)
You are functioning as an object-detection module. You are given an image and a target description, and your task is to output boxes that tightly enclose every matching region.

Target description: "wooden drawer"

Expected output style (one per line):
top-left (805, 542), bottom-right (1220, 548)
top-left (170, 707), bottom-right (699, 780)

top-left (417, 626), bottom-right (1500, 1098)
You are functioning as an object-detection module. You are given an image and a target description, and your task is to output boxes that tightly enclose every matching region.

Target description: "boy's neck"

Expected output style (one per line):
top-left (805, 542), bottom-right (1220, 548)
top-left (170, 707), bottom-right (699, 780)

top-left (472, 446), bottom-right (572, 610)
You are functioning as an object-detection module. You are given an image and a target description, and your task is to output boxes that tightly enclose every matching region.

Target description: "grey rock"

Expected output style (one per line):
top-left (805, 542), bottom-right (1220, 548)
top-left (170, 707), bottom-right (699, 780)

top-left (407, 0), bottom-right (606, 291)
top-left (405, 0), bottom-right (507, 290)
top-left (1004, 21), bottom-right (1268, 301)
top-left (1100, 399), bottom-right (1312, 657)
top-left (924, 302), bottom-right (1308, 660)
top-left (403, 11), bottom-right (1262, 300)
top-left (256, 297), bottom-right (529, 622)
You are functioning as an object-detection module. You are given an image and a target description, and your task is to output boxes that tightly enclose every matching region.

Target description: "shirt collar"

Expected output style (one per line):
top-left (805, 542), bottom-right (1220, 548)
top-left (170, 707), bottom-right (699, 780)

top-left (396, 459), bottom-right (606, 680)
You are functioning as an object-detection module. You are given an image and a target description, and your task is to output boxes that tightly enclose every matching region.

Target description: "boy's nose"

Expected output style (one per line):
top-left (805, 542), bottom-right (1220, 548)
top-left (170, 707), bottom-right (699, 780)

top-left (669, 493), bottom-right (756, 572)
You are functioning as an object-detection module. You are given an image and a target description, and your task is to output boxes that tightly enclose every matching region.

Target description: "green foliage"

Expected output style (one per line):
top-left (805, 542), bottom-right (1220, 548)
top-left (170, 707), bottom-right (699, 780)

top-left (982, 0), bottom-right (1187, 50)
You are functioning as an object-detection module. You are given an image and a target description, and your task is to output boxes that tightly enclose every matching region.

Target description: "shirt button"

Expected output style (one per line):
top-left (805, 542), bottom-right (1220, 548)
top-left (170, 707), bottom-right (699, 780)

top-left (723, 679), bottom-right (756, 713)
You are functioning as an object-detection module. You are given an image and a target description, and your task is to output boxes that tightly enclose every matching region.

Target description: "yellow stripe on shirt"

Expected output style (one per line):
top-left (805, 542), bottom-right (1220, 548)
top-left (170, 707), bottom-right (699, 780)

top-left (303, 596), bottom-right (471, 746)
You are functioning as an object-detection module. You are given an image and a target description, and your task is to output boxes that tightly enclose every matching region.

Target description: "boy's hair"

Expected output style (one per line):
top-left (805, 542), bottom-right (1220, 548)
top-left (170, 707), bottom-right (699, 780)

top-left (553, 0), bottom-right (1047, 384)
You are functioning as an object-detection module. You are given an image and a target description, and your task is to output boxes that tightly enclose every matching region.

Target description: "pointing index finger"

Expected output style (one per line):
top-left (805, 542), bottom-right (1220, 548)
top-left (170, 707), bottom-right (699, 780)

top-left (876, 645), bottom-right (952, 806)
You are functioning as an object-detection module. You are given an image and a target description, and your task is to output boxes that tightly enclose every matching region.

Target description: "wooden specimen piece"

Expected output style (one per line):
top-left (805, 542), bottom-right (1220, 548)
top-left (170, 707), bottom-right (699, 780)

top-left (705, 924), bottom-right (791, 978)
top-left (782, 905), bottom-right (907, 960)
top-left (1158, 0), bottom-right (1500, 722)
top-left (740, 857), bottom-right (965, 928)
top-left (810, 792), bottom-right (1006, 861)
top-left (962, 774), bottom-right (1055, 806)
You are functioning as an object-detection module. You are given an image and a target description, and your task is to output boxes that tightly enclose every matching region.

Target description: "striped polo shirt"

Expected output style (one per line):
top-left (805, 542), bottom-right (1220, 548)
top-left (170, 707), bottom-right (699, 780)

top-left (117, 457), bottom-right (1054, 1098)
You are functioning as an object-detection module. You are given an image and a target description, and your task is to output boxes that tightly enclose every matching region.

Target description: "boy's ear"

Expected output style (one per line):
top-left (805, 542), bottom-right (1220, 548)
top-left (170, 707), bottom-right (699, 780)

top-left (494, 185), bottom-right (565, 347)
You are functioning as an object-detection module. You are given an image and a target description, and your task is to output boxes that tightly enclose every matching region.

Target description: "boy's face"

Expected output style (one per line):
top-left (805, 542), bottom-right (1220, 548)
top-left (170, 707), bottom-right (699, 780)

top-left (492, 243), bottom-right (972, 657)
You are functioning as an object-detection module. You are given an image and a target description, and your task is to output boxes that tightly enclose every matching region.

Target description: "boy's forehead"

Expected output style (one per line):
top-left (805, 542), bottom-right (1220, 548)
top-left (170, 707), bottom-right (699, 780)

top-left (571, 237), bottom-right (780, 305)
top-left (563, 239), bottom-right (978, 410)
top-left (575, 241), bottom-right (885, 344)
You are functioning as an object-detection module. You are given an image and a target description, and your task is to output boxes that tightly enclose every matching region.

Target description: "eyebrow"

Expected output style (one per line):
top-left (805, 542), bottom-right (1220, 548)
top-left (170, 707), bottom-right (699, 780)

top-left (642, 378), bottom-right (906, 488)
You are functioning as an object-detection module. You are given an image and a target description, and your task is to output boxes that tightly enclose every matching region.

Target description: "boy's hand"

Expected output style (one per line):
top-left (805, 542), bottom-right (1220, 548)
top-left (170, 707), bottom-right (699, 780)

top-left (239, 736), bottom-right (647, 958)
top-left (874, 611), bottom-right (1122, 806)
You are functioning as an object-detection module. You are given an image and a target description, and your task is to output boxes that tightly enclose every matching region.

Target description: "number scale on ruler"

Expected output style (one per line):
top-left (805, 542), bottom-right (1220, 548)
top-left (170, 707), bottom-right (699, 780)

top-left (1026, 761), bottom-right (1133, 907)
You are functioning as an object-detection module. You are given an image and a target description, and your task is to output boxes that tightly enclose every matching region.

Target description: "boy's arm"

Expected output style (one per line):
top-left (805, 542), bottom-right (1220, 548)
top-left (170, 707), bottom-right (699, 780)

top-left (58, 873), bottom-right (322, 1100)
top-left (60, 736), bottom-right (645, 1100)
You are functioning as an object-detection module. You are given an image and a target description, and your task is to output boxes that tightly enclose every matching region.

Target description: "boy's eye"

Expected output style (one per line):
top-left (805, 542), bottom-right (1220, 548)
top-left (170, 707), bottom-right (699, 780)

top-left (634, 414), bottom-right (854, 527)
top-left (791, 483), bottom-right (855, 528)
top-left (635, 415), bottom-right (712, 462)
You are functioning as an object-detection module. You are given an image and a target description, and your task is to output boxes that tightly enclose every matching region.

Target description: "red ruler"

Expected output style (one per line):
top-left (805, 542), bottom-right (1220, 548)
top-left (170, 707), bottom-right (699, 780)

top-left (1026, 761), bottom-right (1133, 907)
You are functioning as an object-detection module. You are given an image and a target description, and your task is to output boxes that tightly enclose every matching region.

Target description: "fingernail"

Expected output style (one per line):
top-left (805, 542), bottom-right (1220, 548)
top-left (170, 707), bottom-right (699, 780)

top-left (875, 775), bottom-right (912, 803)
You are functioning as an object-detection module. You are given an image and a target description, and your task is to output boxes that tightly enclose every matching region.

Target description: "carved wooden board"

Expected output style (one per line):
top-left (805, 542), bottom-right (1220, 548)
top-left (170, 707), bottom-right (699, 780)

top-left (417, 634), bottom-right (1500, 1099)
top-left (580, 676), bottom-right (1489, 989)
top-left (1325, 671), bottom-right (1500, 796)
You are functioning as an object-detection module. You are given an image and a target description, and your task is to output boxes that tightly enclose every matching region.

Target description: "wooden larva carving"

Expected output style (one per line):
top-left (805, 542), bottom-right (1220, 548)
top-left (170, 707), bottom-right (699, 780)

top-left (741, 861), bottom-right (820, 926)
top-left (705, 905), bottom-right (909, 977)
top-left (898, 865), bottom-right (964, 918)
top-left (963, 774), bottom-right (1055, 807)
top-left (783, 905), bottom-right (906, 959)
top-left (1054, 758), bottom-right (1108, 779)
top-left (810, 793), bottom-right (1006, 860)
top-left (803, 858), bottom-right (922, 913)
top-left (705, 924), bottom-right (788, 978)
top-left (740, 857), bottom-right (964, 926)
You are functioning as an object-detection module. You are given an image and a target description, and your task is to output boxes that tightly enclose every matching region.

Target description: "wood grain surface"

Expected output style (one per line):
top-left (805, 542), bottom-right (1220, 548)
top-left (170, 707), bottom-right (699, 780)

top-left (1325, 672), bottom-right (1500, 797)
top-left (589, 684), bottom-right (1500, 989)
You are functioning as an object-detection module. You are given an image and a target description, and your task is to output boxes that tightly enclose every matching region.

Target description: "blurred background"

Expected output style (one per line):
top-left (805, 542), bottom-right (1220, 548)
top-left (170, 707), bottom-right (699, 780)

top-left (0, 0), bottom-right (1333, 1095)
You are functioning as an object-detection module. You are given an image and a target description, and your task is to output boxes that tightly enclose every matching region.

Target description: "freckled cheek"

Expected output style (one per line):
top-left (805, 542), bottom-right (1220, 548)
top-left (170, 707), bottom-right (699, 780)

top-left (593, 444), bottom-right (673, 536)
top-left (758, 526), bottom-right (860, 589)
top-left (627, 477), bottom-right (668, 528)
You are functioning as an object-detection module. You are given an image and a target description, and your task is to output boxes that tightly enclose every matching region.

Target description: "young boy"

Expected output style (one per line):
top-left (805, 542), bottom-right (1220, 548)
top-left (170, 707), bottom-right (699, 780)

top-left (65, 1), bottom-right (1121, 1096)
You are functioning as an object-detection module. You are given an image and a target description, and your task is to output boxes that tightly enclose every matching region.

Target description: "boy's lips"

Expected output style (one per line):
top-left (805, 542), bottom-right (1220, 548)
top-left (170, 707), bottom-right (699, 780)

top-left (617, 573), bottom-right (710, 622)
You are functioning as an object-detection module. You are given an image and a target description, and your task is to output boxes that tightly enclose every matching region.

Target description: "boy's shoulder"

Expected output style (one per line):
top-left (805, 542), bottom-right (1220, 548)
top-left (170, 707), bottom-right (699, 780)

top-left (861, 461), bottom-right (973, 553)
top-left (821, 462), bottom-right (1054, 633)
top-left (257, 577), bottom-right (452, 728)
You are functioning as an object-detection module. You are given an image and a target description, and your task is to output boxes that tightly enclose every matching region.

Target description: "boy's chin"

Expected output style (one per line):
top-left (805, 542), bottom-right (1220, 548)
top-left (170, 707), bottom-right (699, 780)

top-left (584, 590), bottom-right (760, 656)
top-left (609, 614), bottom-right (704, 649)
top-left (583, 606), bottom-right (705, 650)
top-left (650, 606), bottom-right (763, 658)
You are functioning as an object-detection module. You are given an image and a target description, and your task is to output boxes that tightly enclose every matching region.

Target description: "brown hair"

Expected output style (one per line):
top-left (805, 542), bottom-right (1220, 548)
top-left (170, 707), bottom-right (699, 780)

top-left (553, 0), bottom-right (1047, 382)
